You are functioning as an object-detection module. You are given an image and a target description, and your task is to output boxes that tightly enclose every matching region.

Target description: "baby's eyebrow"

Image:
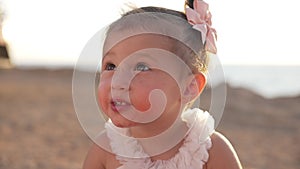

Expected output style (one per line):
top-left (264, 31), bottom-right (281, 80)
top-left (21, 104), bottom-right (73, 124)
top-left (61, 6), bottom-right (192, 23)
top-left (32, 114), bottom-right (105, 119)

top-left (102, 51), bottom-right (116, 62)
top-left (133, 51), bottom-right (159, 63)
top-left (103, 51), bottom-right (116, 58)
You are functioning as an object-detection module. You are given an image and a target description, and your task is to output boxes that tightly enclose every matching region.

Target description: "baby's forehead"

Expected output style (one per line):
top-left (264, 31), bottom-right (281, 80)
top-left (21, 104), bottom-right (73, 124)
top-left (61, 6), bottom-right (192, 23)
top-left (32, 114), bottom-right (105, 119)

top-left (102, 11), bottom-right (201, 58)
top-left (103, 33), bottom-right (175, 55)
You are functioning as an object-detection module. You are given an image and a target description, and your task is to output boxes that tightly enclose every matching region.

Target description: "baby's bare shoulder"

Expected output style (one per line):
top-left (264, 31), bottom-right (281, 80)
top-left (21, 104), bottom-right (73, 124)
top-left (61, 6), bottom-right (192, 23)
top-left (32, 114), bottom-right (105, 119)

top-left (205, 131), bottom-right (243, 169)
top-left (83, 143), bottom-right (107, 169)
top-left (83, 132), bottom-right (115, 169)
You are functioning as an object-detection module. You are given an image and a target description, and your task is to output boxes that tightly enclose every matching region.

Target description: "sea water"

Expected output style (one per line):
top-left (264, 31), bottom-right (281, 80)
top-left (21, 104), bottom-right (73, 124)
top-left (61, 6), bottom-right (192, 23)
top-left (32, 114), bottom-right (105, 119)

top-left (7, 63), bottom-right (300, 99)
top-left (222, 65), bottom-right (300, 98)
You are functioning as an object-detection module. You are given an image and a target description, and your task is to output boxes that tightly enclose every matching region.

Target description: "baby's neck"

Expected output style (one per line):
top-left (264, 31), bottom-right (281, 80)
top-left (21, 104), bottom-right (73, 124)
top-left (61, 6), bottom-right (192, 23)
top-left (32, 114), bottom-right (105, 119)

top-left (150, 139), bottom-right (185, 161)
top-left (128, 118), bottom-right (188, 157)
top-left (129, 116), bottom-right (186, 137)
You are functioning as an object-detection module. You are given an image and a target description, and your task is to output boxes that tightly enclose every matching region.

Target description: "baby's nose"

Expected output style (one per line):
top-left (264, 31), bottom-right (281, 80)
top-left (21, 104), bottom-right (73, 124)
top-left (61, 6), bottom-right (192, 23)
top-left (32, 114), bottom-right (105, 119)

top-left (111, 70), bottom-right (131, 90)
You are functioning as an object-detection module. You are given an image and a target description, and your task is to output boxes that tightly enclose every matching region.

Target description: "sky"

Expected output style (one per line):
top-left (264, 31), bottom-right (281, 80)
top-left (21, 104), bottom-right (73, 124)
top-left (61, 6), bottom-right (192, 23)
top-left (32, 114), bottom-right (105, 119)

top-left (1, 0), bottom-right (300, 67)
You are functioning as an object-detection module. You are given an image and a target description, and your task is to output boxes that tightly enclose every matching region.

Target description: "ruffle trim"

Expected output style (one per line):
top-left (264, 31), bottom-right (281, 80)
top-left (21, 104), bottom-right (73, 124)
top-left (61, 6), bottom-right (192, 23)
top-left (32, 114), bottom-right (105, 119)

top-left (105, 108), bottom-right (215, 169)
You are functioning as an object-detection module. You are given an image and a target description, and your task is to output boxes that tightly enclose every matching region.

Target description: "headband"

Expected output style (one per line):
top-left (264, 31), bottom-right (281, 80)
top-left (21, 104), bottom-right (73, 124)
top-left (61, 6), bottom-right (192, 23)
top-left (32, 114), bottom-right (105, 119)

top-left (185, 0), bottom-right (217, 54)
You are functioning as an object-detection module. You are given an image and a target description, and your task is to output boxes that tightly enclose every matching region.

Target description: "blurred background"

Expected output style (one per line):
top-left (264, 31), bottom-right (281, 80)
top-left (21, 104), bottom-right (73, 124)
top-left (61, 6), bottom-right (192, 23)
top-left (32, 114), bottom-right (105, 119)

top-left (0, 0), bottom-right (299, 169)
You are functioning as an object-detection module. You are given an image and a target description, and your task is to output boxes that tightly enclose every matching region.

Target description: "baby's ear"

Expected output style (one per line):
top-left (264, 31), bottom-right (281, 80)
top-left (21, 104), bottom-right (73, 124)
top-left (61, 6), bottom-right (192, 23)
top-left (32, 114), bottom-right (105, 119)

top-left (182, 73), bottom-right (206, 103)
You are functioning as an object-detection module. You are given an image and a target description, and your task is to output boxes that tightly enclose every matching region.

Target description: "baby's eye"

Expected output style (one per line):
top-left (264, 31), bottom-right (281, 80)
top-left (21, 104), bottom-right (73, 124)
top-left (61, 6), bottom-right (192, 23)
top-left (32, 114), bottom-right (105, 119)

top-left (135, 63), bottom-right (151, 71)
top-left (104, 63), bottom-right (116, 71)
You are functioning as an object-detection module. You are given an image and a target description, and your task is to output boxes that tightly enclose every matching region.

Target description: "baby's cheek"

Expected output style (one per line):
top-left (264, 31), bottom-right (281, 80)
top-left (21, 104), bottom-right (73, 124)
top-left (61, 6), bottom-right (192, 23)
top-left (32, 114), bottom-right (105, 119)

top-left (130, 92), bottom-right (151, 112)
top-left (97, 80), bottom-right (111, 110)
top-left (131, 84), bottom-right (166, 113)
top-left (98, 74), bottom-right (112, 93)
top-left (130, 74), bottom-right (164, 112)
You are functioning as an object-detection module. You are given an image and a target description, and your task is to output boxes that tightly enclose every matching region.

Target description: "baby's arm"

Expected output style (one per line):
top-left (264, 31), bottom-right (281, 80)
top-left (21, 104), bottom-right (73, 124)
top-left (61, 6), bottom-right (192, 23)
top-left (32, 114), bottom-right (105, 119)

top-left (206, 132), bottom-right (243, 169)
top-left (83, 143), bottom-right (106, 169)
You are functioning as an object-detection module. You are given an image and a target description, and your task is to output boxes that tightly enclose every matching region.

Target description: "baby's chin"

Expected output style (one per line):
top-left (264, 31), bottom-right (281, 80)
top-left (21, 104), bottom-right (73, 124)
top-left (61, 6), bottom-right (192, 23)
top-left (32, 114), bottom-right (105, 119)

top-left (110, 118), bottom-right (137, 128)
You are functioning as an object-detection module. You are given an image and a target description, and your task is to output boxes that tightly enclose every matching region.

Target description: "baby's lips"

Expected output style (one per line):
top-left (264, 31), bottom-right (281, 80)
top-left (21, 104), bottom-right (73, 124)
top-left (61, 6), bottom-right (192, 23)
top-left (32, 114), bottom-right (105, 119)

top-left (110, 98), bottom-right (132, 112)
top-left (111, 98), bottom-right (131, 106)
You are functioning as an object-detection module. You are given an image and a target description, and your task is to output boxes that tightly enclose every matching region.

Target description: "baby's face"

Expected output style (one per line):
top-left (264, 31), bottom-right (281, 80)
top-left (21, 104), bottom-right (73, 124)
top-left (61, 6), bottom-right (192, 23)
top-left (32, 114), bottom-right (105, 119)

top-left (98, 34), bottom-right (191, 128)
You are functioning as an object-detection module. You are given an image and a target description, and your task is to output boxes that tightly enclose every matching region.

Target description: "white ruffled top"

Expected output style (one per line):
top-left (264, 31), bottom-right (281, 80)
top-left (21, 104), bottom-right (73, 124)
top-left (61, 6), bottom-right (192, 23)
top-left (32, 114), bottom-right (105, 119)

top-left (105, 108), bottom-right (215, 169)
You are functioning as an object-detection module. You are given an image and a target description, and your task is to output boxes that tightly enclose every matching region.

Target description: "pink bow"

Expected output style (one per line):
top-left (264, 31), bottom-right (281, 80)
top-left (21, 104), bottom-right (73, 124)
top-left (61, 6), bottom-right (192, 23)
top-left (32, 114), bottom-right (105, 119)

top-left (185, 0), bottom-right (217, 54)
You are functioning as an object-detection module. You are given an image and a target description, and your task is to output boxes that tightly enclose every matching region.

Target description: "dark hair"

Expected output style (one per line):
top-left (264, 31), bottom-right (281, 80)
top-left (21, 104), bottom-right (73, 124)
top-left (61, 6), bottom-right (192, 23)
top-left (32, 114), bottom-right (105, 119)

top-left (105, 0), bottom-right (209, 73)
top-left (185, 0), bottom-right (195, 9)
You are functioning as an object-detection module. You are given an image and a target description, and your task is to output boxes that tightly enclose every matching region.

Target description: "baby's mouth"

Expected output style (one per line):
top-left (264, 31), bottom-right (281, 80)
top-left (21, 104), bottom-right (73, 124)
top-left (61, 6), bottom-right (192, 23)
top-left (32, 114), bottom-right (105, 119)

top-left (113, 100), bottom-right (128, 106)
top-left (111, 99), bottom-right (131, 112)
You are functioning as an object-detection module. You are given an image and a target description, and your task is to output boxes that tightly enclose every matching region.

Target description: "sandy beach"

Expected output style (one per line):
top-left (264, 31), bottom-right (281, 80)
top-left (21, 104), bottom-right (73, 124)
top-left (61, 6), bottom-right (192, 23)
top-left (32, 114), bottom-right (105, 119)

top-left (0, 68), bottom-right (299, 169)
